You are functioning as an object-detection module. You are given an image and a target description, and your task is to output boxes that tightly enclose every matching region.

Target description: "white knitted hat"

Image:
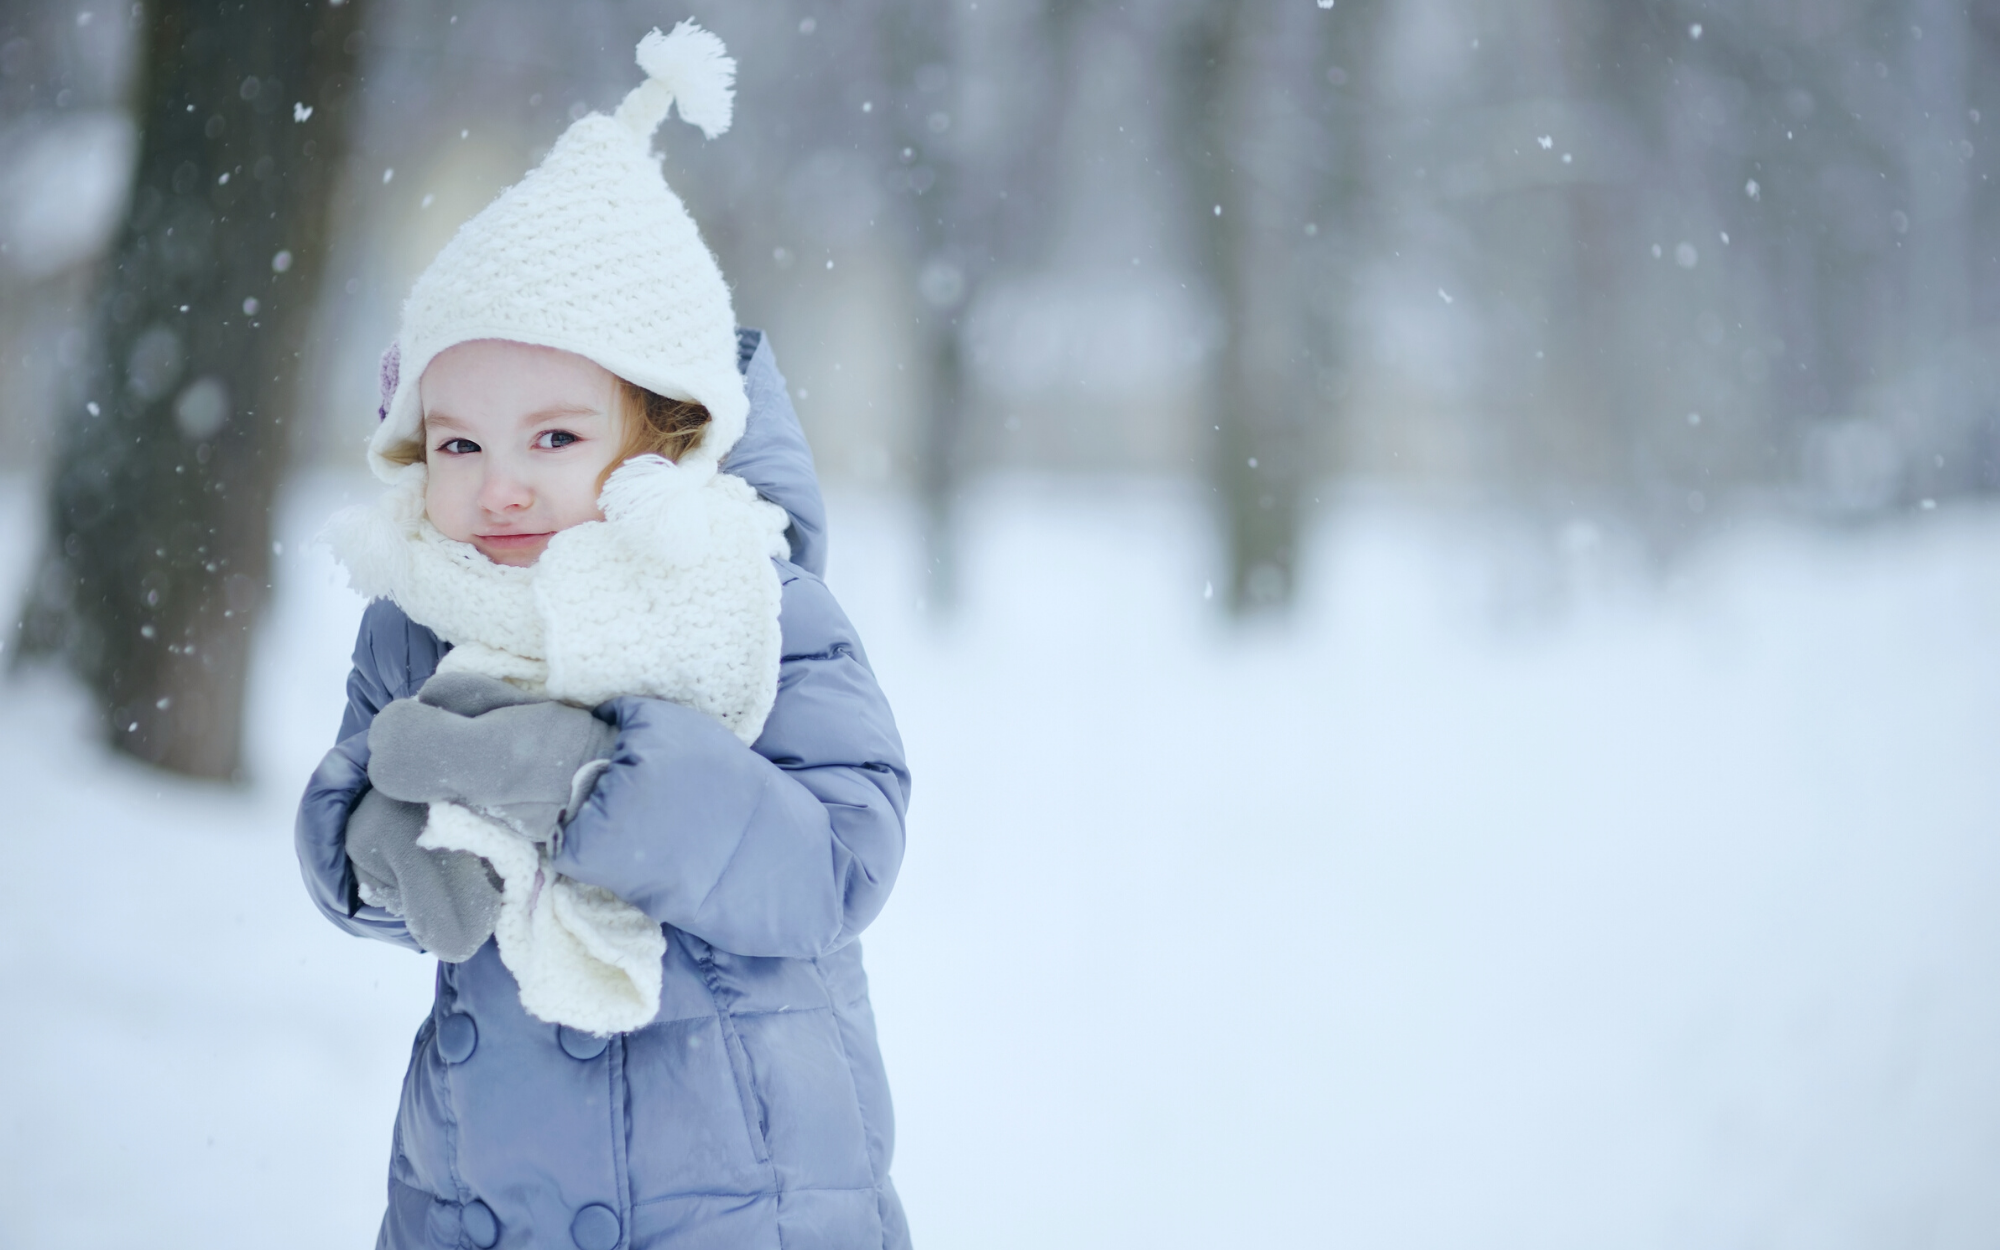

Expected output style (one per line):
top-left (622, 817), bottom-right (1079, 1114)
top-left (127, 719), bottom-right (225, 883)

top-left (368, 22), bottom-right (745, 482)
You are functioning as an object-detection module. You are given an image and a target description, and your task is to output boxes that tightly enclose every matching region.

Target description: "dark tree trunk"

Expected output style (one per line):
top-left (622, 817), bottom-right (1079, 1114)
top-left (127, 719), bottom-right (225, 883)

top-left (16, 0), bottom-right (365, 779)
top-left (881, 0), bottom-right (975, 609)
top-left (880, 0), bottom-right (1083, 609)
top-left (1174, 0), bottom-right (1373, 613)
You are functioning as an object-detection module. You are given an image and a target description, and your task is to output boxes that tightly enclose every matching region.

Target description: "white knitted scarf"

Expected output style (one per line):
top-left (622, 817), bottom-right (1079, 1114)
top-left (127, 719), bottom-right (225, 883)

top-left (325, 454), bottom-right (789, 1034)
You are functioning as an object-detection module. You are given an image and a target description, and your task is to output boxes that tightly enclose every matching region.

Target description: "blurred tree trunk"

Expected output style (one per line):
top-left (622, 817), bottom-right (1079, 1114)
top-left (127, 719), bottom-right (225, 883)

top-left (1174, 0), bottom-right (1366, 612)
top-left (883, 0), bottom-right (1082, 608)
top-left (15, 0), bottom-right (365, 780)
top-left (868, 0), bottom-right (960, 604)
top-left (1907, 0), bottom-right (1969, 357)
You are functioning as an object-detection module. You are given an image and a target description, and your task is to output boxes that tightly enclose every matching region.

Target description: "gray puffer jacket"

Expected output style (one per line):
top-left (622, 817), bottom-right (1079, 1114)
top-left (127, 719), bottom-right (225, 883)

top-left (295, 330), bottom-right (912, 1250)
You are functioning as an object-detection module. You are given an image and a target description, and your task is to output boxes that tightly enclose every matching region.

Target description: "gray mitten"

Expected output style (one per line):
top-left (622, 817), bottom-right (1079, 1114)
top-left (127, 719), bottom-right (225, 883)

top-left (344, 787), bottom-right (503, 962)
top-left (367, 672), bottom-right (619, 845)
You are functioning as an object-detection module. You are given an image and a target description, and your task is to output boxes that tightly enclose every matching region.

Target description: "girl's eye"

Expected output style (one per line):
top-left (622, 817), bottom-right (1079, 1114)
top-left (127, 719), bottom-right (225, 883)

top-left (438, 437), bottom-right (481, 455)
top-left (535, 429), bottom-right (580, 450)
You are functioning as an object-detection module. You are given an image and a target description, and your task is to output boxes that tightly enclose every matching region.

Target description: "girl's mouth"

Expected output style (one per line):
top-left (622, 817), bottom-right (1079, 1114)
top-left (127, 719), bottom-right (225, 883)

top-left (477, 532), bottom-right (554, 550)
top-left (475, 532), bottom-right (554, 565)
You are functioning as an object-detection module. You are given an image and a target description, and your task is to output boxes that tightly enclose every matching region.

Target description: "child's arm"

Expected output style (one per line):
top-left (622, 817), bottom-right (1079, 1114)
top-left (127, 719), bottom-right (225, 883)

top-left (552, 566), bottom-right (909, 960)
top-left (294, 601), bottom-right (447, 951)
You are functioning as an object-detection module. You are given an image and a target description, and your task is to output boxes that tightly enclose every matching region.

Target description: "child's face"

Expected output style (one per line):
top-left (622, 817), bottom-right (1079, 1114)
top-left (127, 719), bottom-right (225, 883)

top-left (420, 340), bottom-right (626, 567)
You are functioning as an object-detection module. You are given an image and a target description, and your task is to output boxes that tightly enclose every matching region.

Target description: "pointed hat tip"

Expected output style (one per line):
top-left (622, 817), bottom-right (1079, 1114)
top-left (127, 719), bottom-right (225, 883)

top-left (616, 20), bottom-right (735, 140)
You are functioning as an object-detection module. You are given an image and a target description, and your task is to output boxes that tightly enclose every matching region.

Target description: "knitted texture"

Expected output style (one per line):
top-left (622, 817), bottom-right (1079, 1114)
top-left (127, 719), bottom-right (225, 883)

top-left (418, 802), bottom-right (667, 1035)
top-left (368, 21), bottom-right (746, 481)
top-left (322, 452), bottom-right (790, 1033)
top-left (323, 454), bottom-right (790, 739)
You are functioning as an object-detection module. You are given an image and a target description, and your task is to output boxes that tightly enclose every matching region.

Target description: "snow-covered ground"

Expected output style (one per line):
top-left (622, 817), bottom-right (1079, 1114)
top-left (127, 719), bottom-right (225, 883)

top-left (3, 470), bottom-right (1998, 1249)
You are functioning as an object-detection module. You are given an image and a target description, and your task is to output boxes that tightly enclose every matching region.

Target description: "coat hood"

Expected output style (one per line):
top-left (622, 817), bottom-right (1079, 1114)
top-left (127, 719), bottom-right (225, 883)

top-left (724, 328), bottom-right (828, 578)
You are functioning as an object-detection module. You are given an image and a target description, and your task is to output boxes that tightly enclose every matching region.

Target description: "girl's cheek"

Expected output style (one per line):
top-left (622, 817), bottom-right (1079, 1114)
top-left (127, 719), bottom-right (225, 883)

top-left (423, 471), bottom-right (469, 534)
top-left (556, 463), bottom-right (607, 520)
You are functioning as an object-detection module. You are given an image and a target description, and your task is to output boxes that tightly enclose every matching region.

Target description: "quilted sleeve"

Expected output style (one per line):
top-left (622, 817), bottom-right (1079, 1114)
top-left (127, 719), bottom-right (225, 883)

top-left (294, 600), bottom-right (444, 952)
top-left (552, 565), bottom-right (910, 959)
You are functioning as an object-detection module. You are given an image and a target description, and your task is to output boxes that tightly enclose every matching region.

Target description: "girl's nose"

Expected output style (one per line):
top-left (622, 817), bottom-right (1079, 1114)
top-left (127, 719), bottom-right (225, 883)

top-left (477, 465), bottom-right (534, 513)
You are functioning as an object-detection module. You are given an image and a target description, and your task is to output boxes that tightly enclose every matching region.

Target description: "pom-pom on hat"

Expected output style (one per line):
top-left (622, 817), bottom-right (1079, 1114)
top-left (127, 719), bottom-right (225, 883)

top-left (368, 22), bottom-right (745, 482)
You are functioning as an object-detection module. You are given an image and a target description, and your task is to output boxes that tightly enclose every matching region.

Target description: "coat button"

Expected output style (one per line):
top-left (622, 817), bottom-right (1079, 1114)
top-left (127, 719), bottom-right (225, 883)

top-left (462, 1199), bottom-right (500, 1249)
top-left (558, 1025), bottom-right (609, 1060)
top-left (571, 1203), bottom-right (620, 1250)
top-left (436, 1012), bottom-right (478, 1064)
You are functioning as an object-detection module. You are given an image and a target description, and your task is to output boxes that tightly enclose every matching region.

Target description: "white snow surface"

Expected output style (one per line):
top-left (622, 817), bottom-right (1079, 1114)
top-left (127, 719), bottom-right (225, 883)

top-left (3, 471), bottom-right (1999, 1248)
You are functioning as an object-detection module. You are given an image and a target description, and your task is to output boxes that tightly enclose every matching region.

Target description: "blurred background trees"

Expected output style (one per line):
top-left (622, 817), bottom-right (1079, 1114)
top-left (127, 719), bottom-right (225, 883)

top-left (10, 0), bottom-right (364, 779)
top-left (4, 0), bottom-right (1998, 777)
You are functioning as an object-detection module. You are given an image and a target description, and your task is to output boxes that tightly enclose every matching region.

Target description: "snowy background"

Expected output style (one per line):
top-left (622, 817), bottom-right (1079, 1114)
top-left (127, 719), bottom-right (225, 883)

top-left (7, 1), bottom-right (2000, 1246)
top-left (4, 467), bottom-right (1999, 1248)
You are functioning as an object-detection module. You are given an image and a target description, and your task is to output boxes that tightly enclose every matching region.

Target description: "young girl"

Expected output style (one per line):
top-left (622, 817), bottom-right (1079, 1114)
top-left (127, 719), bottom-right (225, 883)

top-left (293, 25), bottom-right (911, 1250)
